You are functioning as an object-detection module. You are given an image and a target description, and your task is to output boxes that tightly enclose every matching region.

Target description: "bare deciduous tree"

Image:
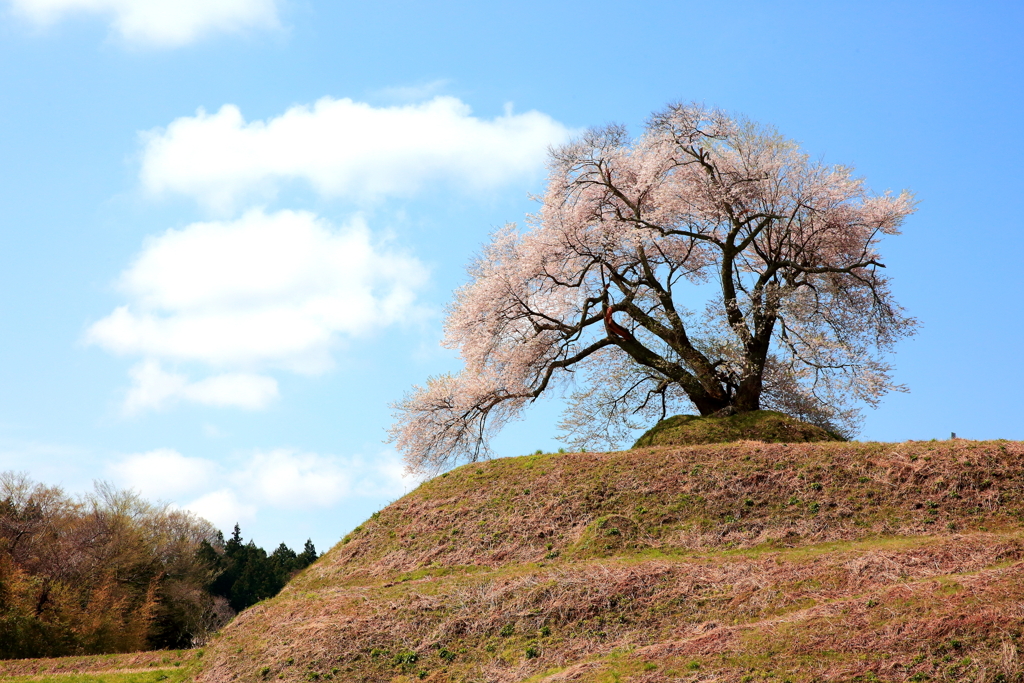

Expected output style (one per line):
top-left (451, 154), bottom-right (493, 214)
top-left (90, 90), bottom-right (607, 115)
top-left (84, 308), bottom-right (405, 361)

top-left (0, 472), bottom-right (229, 656)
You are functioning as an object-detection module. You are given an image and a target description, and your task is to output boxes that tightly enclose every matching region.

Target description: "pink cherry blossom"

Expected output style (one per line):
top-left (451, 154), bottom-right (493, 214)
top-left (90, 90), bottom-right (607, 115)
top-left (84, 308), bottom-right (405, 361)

top-left (390, 103), bottom-right (917, 472)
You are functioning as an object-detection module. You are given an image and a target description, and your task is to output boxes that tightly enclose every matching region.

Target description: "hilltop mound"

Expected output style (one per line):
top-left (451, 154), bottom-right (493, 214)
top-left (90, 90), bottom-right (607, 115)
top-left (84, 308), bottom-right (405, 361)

top-left (633, 410), bottom-right (843, 448)
top-left (197, 440), bottom-right (1024, 683)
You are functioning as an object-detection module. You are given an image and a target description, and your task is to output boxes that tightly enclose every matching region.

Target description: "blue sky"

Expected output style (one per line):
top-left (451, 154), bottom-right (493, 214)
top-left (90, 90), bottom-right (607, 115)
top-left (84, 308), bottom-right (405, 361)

top-left (1, 0), bottom-right (1021, 551)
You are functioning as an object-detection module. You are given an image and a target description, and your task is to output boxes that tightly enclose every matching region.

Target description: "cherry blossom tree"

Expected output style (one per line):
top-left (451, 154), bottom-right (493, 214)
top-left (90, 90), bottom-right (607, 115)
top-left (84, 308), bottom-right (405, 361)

top-left (390, 103), bottom-right (917, 471)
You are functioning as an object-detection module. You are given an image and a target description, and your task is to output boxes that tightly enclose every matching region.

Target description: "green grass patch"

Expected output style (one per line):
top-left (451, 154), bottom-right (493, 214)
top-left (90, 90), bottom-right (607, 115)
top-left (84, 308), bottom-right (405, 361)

top-left (633, 410), bottom-right (844, 447)
top-left (1, 670), bottom-right (192, 683)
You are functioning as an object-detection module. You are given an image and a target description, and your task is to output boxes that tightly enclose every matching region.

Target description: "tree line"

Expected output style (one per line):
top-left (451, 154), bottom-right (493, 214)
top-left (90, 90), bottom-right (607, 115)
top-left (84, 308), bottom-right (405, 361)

top-left (0, 471), bottom-right (318, 659)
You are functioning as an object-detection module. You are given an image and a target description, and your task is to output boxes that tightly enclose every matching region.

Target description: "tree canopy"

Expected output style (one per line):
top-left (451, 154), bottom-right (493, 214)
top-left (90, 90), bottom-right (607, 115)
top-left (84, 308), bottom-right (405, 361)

top-left (0, 473), bottom-right (226, 656)
top-left (0, 473), bottom-right (318, 658)
top-left (202, 524), bottom-right (318, 614)
top-left (390, 103), bottom-right (916, 472)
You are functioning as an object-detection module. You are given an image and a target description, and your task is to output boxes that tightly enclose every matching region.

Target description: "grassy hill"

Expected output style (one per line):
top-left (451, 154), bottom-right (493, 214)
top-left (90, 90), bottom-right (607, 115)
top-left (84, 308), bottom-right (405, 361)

top-left (186, 437), bottom-right (1024, 683)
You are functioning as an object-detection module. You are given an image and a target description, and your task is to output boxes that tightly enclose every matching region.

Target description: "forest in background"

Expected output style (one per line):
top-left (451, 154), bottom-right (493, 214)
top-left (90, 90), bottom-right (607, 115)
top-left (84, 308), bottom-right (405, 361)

top-left (0, 472), bottom-right (317, 659)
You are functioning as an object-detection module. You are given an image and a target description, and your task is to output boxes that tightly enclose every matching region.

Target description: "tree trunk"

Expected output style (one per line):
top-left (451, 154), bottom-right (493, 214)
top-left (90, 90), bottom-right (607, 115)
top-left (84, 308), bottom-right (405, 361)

top-left (733, 374), bottom-right (763, 412)
top-left (689, 390), bottom-right (731, 416)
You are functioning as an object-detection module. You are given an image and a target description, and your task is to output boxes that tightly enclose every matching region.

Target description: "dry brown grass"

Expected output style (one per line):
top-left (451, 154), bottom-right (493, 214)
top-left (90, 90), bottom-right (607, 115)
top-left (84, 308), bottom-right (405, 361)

top-left (193, 440), bottom-right (1024, 683)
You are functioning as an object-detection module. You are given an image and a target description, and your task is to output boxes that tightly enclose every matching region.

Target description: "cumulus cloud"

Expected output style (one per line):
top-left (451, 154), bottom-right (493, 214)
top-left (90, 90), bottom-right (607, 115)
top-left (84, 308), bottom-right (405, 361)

top-left (108, 448), bottom-right (218, 499)
top-left (185, 488), bottom-right (257, 532)
top-left (4, 0), bottom-right (280, 47)
top-left (139, 96), bottom-right (573, 211)
top-left (110, 447), bottom-right (410, 533)
top-left (123, 360), bottom-right (278, 414)
top-left (86, 209), bottom-right (428, 399)
top-left (231, 449), bottom-right (408, 509)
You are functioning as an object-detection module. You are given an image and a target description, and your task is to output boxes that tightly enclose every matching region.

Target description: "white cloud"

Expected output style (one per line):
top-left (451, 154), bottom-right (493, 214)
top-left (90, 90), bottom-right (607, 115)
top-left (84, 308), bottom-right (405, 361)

top-left (0, 438), bottom-right (93, 492)
top-left (109, 448), bottom-right (217, 499)
top-left (231, 449), bottom-right (407, 509)
top-left (184, 488), bottom-right (257, 532)
top-left (4, 0), bottom-right (280, 47)
top-left (186, 371), bottom-right (278, 408)
top-left (103, 445), bottom-right (412, 539)
top-left (139, 96), bottom-right (573, 211)
top-left (123, 360), bottom-right (278, 414)
top-left (121, 448), bottom-right (410, 531)
top-left (86, 210), bottom-right (428, 404)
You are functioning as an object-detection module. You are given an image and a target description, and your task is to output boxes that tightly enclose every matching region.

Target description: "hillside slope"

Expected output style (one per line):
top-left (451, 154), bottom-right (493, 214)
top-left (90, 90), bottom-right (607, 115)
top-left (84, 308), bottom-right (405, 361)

top-left (196, 440), bottom-right (1024, 683)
